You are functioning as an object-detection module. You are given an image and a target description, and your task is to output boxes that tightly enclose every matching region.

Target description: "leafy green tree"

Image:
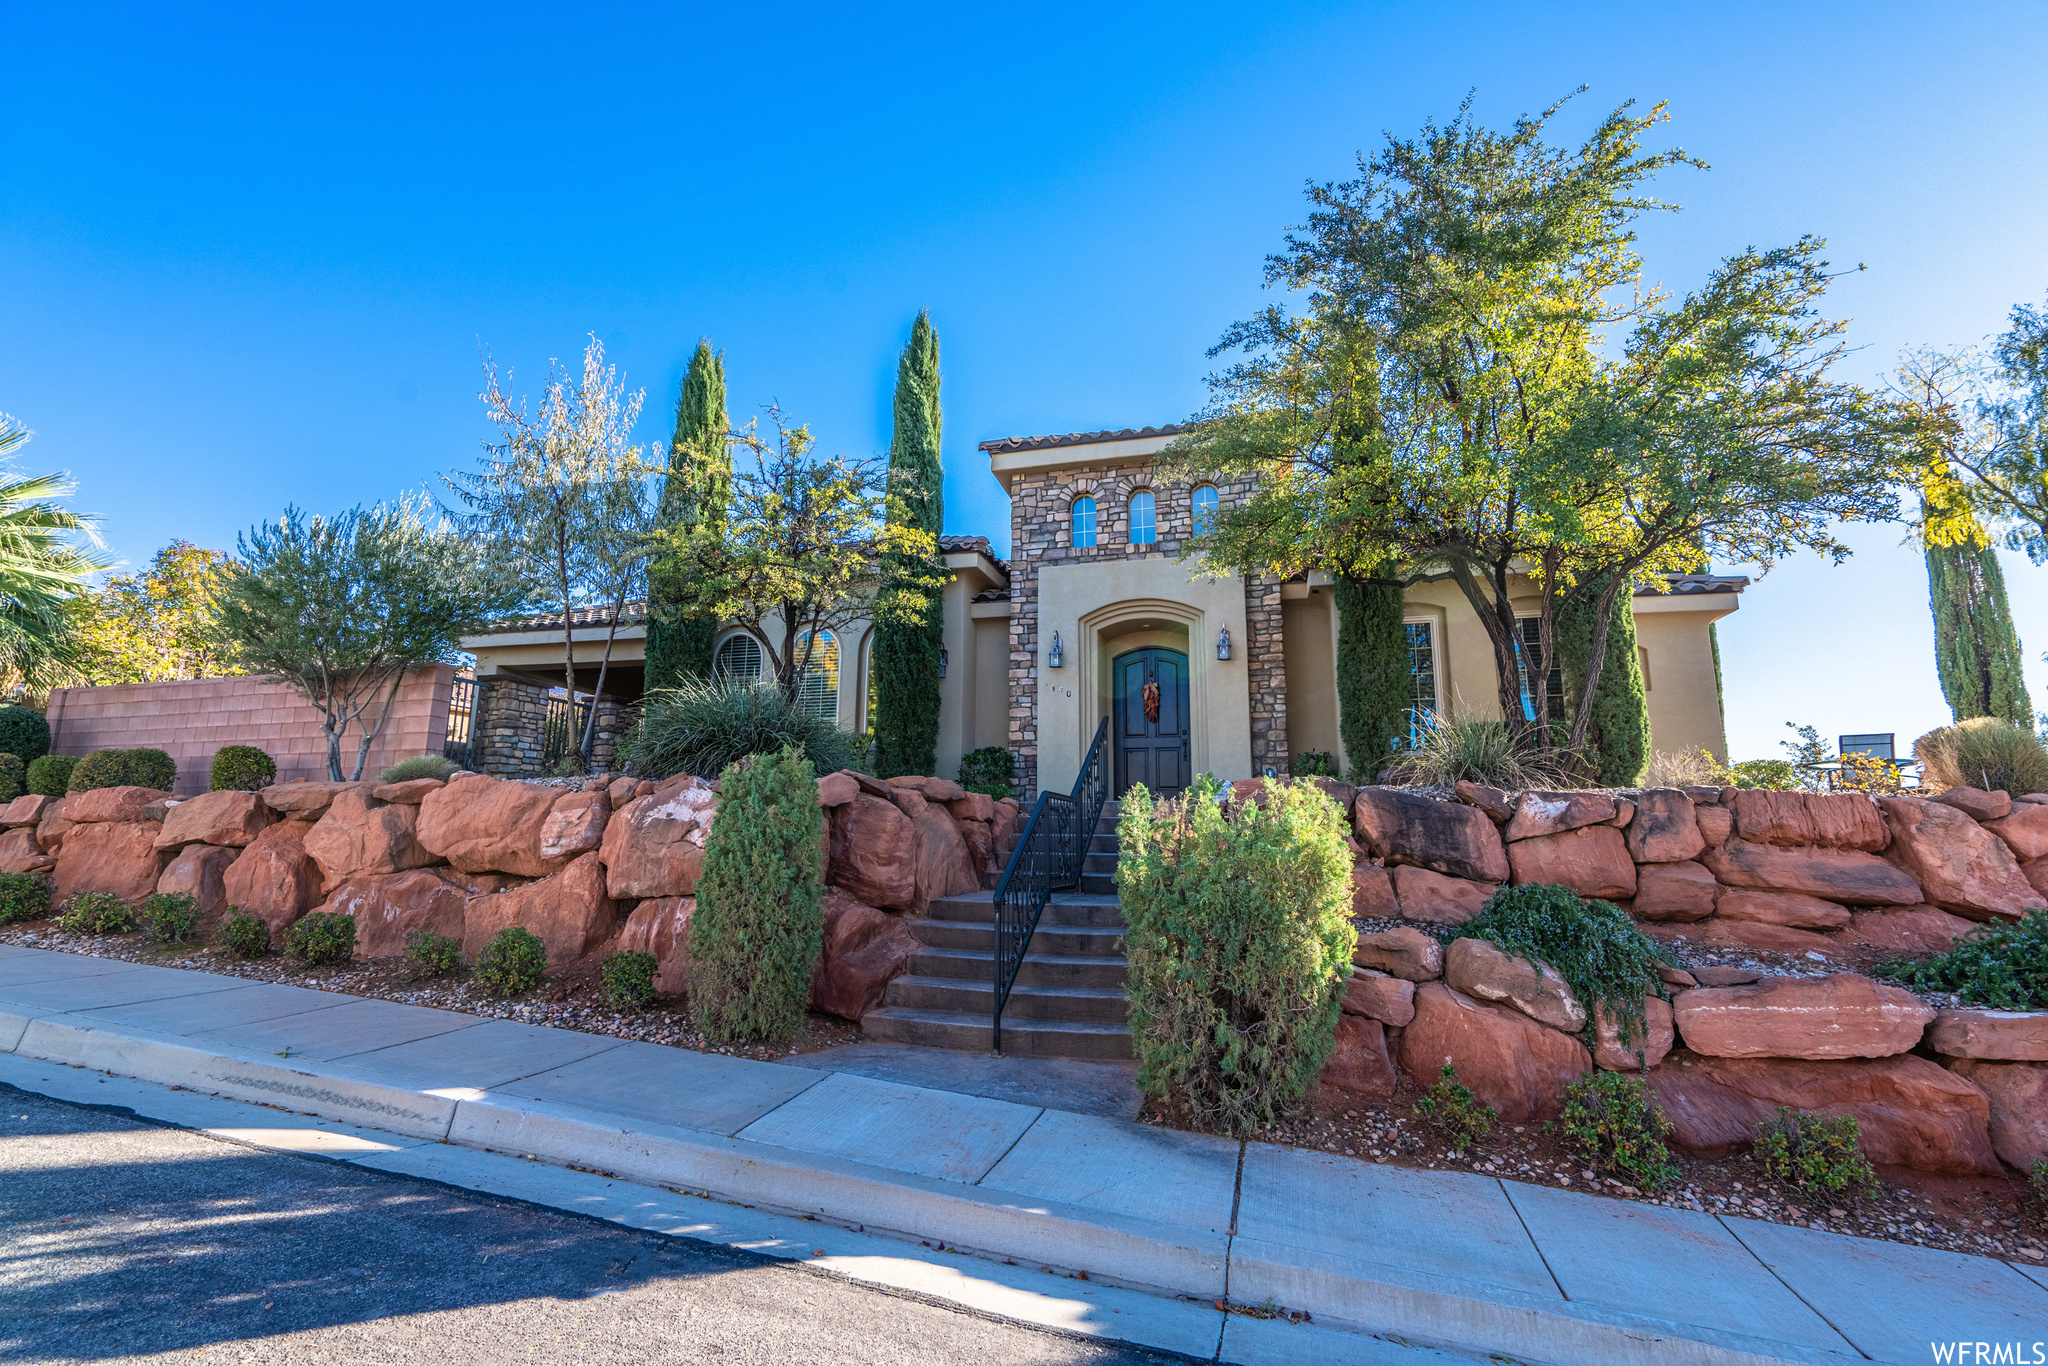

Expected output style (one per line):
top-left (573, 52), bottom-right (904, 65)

top-left (1333, 571), bottom-right (1410, 778)
top-left (217, 496), bottom-right (526, 780)
top-left (1923, 507), bottom-right (2029, 724)
top-left (72, 540), bottom-right (240, 685)
top-left (1555, 573), bottom-right (1650, 786)
top-left (0, 413), bottom-right (112, 697)
top-left (871, 312), bottom-right (945, 776)
top-left (1903, 300), bottom-right (2048, 562)
top-left (688, 746), bottom-right (825, 1043)
top-left (645, 341), bottom-right (730, 691)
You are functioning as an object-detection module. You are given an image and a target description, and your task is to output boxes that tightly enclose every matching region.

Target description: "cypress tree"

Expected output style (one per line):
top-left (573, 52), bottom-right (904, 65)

top-left (1556, 579), bottom-right (1651, 787)
top-left (1334, 571), bottom-right (1411, 779)
top-left (1925, 505), bottom-right (2029, 724)
top-left (870, 312), bottom-right (944, 777)
top-left (644, 341), bottom-right (730, 692)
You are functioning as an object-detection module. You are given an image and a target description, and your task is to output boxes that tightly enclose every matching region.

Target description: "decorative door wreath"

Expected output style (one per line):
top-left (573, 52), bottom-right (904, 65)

top-left (1142, 678), bottom-right (1161, 724)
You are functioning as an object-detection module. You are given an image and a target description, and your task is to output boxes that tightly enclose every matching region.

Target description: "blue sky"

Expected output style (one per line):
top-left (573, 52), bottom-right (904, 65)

top-left (4, 1), bottom-right (2046, 764)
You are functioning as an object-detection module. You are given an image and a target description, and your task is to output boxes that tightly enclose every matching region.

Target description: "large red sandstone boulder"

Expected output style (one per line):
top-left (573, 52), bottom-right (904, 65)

top-left (955, 818), bottom-right (994, 881)
top-left (1304, 777), bottom-right (1358, 818)
top-left (221, 819), bottom-right (322, 931)
top-left (1715, 889), bottom-right (1851, 930)
top-left (811, 888), bottom-right (919, 1021)
top-left (303, 789), bottom-right (435, 891)
top-left (1507, 825), bottom-right (1635, 900)
top-left (1984, 803), bottom-right (2048, 861)
top-left (1731, 790), bottom-right (1889, 851)
top-left (1625, 790), bottom-right (1705, 863)
top-left (1319, 1014), bottom-right (1398, 1099)
top-left (1927, 1009), bottom-right (2048, 1061)
top-left (827, 793), bottom-right (917, 911)
top-left (1353, 926), bottom-right (1442, 981)
top-left (1672, 973), bottom-right (1934, 1059)
top-left (816, 771), bottom-right (861, 808)
top-left (2025, 857), bottom-right (2048, 900)
top-left (157, 844), bottom-right (236, 919)
top-left (1351, 863), bottom-right (1398, 918)
top-left (1945, 1059), bottom-right (2048, 1170)
top-left (1352, 788), bottom-right (1509, 883)
top-left (371, 778), bottom-right (444, 805)
top-left (1391, 865), bottom-right (1492, 924)
top-left (1453, 781), bottom-right (1514, 824)
top-left (1843, 906), bottom-right (1978, 956)
top-left (618, 896), bottom-right (694, 997)
top-left (909, 806), bottom-right (979, 914)
top-left (1343, 970), bottom-right (1416, 1026)
top-left (1630, 861), bottom-right (1718, 921)
top-left (538, 789), bottom-right (611, 861)
top-left (66, 786), bottom-right (172, 825)
top-left (1694, 805), bottom-right (1733, 848)
top-left (600, 782), bottom-right (716, 901)
top-left (1878, 796), bottom-right (2045, 921)
top-left (35, 798), bottom-right (73, 854)
top-left (0, 794), bottom-right (52, 829)
top-left (322, 869), bottom-right (471, 959)
top-left (1646, 1050), bottom-right (2001, 1174)
top-left (54, 822), bottom-right (167, 904)
top-left (1444, 936), bottom-right (1586, 1032)
top-left (462, 851), bottom-right (615, 967)
top-left (1592, 997), bottom-right (1674, 1071)
top-left (154, 789), bottom-right (276, 851)
top-left (1398, 983), bottom-right (1590, 1123)
top-left (260, 781), bottom-right (362, 820)
top-left (1936, 787), bottom-right (2012, 822)
top-left (1640, 919), bottom-right (1845, 959)
top-left (946, 791), bottom-right (996, 823)
top-left (1702, 838), bottom-right (1922, 906)
top-left (0, 827), bottom-right (50, 874)
top-left (1503, 791), bottom-right (1616, 842)
top-left (416, 776), bottom-right (568, 879)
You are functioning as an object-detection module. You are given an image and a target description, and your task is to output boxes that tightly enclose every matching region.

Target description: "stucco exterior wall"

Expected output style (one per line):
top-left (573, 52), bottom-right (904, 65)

top-left (1282, 590), bottom-right (1341, 769)
top-left (1635, 608), bottom-right (1731, 763)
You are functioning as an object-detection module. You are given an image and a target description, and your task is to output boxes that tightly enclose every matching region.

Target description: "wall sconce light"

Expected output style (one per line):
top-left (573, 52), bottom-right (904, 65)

top-left (938, 647), bottom-right (948, 678)
top-left (1216, 626), bottom-right (1232, 661)
top-left (1047, 631), bottom-right (1064, 668)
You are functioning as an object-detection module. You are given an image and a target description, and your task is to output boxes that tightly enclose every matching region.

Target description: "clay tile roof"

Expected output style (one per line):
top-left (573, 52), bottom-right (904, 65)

top-left (939, 534), bottom-right (1009, 579)
top-left (479, 600), bottom-right (648, 634)
top-left (1637, 573), bottom-right (1750, 596)
top-left (971, 587), bottom-right (1011, 603)
top-left (977, 424), bottom-right (1189, 455)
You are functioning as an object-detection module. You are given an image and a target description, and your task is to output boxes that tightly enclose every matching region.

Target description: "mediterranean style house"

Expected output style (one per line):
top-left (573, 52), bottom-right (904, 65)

top-left (461, 425), bottom-right (1744, 796)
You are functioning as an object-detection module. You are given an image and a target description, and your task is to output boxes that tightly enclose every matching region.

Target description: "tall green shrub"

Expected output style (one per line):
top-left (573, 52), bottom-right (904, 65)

top-left (0, 705), bottom-right (50, 763)
top-left (0, 754), bottom-right (24, 803)
top-left (1334, 571), bottom-right (1410, 779)
top-left (210, 745), bottom-right (276, 791)
top-left (1925, 515), bottom-right (2030, 725)
top-left (1117, 775), bottom-right (1356, 1135)
top-left (1555, 577), bottom-right (1650, 786)
top-left (27, 754), bottom-right (74, 796)
top-left (644, 340), bottom-right (730, 692)
top-left (688, 746), bottom-right (827, 1042)
top-left (870, 311), bottom-right (944, 777)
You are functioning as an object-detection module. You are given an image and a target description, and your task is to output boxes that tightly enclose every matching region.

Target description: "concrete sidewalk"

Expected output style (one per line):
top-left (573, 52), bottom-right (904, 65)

top-left (2, 943), bottom-right (2043, 1366)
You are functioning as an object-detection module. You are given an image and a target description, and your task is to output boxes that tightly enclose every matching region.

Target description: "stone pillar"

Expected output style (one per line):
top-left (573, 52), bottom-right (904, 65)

top-left (1007, 472), bottom-right (1048, 797)
top-left (1246, 573), bottom-right (1290, 779)
top-left (587, 698), bottom-right (629, 774)
top-left (475, 675), bottom-right (549, 776)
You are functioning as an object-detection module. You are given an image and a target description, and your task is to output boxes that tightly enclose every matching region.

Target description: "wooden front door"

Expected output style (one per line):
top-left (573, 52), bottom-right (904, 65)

top-left (1113, 648), bottom-right (1190, 798)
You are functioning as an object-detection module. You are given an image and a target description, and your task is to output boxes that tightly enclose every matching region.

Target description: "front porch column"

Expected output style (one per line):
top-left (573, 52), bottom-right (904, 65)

top-left (1246, 573), bottom-right (1290, 779)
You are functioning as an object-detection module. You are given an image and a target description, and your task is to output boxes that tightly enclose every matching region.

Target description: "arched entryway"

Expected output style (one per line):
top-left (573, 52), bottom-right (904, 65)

top-left (1112, 647), bottom-right (1190, 797)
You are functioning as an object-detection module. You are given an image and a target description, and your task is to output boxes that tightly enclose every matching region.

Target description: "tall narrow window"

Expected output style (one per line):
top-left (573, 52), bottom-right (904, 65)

top-left (714, 633), bottom-right (763, 682)
top-left (1405, 621), bottom-right (1437, 742)
top-left (1129, 490), bottom-right (1156, 545)
top-left (1191, 485), bottom-right (1219, 533)
top-left (1515, 618), bottom-right (1567, 723)
top-left (1071, 496), bottom-right (1097, 548)
top-left (796, 630), bottom-right (838, 721)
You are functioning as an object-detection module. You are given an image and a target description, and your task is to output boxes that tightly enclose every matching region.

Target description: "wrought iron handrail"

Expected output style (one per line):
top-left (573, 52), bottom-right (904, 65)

top-left (990, 716), bottom-right (1111, 1051)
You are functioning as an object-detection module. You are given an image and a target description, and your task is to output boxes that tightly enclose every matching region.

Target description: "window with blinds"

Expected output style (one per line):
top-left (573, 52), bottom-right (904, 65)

top-left (1405, 621), bottom-right (1437, 742)
top-left (796, 630), bottom-right (838, 721)
top-left (714, 633), bottom-right (763, 682)
top-left (1516, 618), bottom-right (1567, 722)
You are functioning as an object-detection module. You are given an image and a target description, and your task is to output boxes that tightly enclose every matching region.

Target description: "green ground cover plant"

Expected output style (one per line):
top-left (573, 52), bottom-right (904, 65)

top-left (380, 754), bottom-right (460, 783)
top-left (1877, 911), bottom-right (2048, 1010)
top-left (405, 930), bottom-right (462, 978)
top-left (1414, 1063), bottom-right (1496, 1151)
top-left (0, 873), bottom-right (51, 924)
top-left (214, 908), bottom-right (270, 956)
top-left (1754, 1108), bottom-right (1879, 1200)
top-left (284, 911), bottom-right (356, 965)
top-left (688, 746), bottom-right (825, 1043)
top-left (1455, 884), bottom-right (1672, 1054)
top-left (956, 746), bottom-right (1015, 800)
top-left (137, 892), bottom-right (200, 943)
top-left (27, 755), bottom-right (75, 797)
top-left (1118, 775), bottom-right (1355, 1136)
top-left (475, 926), bottom-right (546, 996)
top-left (210, 745), bottom-right (276, 791)
top-left (601, 950), bottom-right (658, 1009)
top-left (58, 891), bottom-right (134, 935)
top-left (1560, 1071), bottom-right (1680, 1191)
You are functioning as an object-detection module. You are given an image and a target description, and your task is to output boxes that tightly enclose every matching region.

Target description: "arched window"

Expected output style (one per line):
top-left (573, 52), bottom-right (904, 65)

top-left (1191, 484), bottom-right (1219, 533)
top-left (796, 630), bottom-right (839, 721)
top-left (1071, 496), bottom-right (1097, 548)
top-left (1129, 490), bottom-right (1156, 545)
top-left (714, 633), bottom-right (762, 682)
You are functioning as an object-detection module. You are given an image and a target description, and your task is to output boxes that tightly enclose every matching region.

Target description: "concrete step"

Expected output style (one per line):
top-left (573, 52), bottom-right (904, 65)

top-left (1080, 873), bottom-right (1118, 896)
top-left (862, 1007), bottom-right (1135, 1060)
top-left (908, 947), bottom-right (1128, 989)
top-left (1089, 834), bottom-right (1120, 854)
top-left (926, 893), bottom-right (1124, 928)
top-left (910, 919), bottom-right (1127, 955)
top-left (883, 975), bottom-right (1128, 1023)
top-left (1081, 853), bottom-right (1120, 876)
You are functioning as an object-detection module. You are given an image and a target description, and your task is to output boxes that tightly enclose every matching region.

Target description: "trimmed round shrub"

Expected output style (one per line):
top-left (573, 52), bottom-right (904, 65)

top-left (138, 892), bottom-right (201, 944)
top-left (378, 754), bottom-right (460, 784)
top-left (0, 705), bottom-right (51, 763)
top-left (405, 929), bottom-right (462, 978)
top-left (0, 754), bottom-right (25, 804)
top-left (214, 908), bottom-right (270, 957)
top-left (58, 892), bottom-right (135, 935)
top-left (0, 873), bottom-right (52, 925)
top-left (69, 748), bottom-right (179, 793)
top-left (210, 745), bottom-right (276, 792)
top-left (630, 676), bottom-right (863, 781)
top-left (27, 754), bottom-right (75, 797)
top-left (601, 950), bottom-right (658, 1010)
top-left (67, 749), bottom-right (127, 793)
top-left (284, 911), bottom-right (357, 965)
top-left (475, 926), bottom-right (546, 996)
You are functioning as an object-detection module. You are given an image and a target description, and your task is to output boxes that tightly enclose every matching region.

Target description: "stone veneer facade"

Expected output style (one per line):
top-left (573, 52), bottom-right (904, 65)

top-left (1004, 457), bottom-right (1283, 797)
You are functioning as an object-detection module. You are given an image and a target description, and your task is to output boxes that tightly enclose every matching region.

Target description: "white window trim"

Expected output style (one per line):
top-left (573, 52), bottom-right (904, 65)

top-left (712, 630), bottom-right (765, 682)
top-left (1128, 489), bottom-right (1157, 546)
top-left (1403, 614), bottom-right (1442, 718)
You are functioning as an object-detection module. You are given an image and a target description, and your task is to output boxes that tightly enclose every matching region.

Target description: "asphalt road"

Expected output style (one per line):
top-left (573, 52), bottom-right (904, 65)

top-left (0, 1087), bottom-right (1199, 1366)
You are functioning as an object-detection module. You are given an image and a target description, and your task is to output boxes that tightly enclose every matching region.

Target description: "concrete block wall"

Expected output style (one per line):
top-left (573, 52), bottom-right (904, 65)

top-left (44, 666), bottom-right (457, 795)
